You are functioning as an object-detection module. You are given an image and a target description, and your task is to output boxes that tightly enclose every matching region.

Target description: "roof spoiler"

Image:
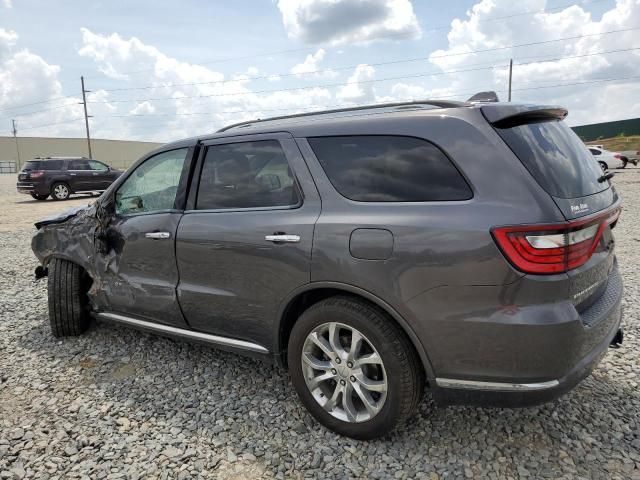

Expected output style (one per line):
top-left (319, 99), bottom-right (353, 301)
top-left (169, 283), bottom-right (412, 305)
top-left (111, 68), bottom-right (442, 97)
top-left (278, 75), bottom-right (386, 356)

top-left (467, 91), bottom-right (499, 103)
top-left (482, 104), bottom-right (568, 128)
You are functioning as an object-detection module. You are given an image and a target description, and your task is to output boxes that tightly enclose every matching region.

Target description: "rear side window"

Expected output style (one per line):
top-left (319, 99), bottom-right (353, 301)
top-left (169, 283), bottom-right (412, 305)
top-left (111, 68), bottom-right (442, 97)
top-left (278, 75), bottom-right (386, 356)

top-left (41, 160), bottom-right (64, 170)
top-left (196, 140), bottom-right (300, 210)
top-left (68, 159), bottom-right (90, 170)
top-left (494, 120), bottom-right (606, 199)
top-left (308, 136), bottom-right (472, 202)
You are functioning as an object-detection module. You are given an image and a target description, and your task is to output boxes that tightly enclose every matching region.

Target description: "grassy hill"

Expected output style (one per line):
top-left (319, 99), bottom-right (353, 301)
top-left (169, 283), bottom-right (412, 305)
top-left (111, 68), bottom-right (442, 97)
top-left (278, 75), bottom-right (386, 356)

top-left (585, 135), bottom-right (640, 153)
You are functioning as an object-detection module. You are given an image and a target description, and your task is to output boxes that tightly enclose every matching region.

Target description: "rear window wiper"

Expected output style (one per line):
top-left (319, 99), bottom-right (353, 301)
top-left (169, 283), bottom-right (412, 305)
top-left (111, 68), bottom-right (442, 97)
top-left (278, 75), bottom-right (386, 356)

top-left (598, 172), bottom-right (615, 183)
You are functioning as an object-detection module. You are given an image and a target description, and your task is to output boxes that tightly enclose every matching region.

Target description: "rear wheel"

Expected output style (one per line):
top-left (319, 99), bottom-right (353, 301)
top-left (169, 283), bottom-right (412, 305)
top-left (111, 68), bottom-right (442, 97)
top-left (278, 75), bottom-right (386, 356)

top-left (51, 182), bottom-right (70, 200)
top-left (598, 161), bottom-right (608, 172)
top-left (30, 193), bottom-right (48, 201)
top-left (47, 258), bottom-right (91, 337)
top-left (288, 296), bottom-right (424, 439)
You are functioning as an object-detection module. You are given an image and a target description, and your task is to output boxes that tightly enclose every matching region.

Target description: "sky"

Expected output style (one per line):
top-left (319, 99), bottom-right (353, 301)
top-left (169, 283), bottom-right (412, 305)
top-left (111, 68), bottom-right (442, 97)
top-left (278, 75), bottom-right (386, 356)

top-left (0, 0), bottom-right (639, 143)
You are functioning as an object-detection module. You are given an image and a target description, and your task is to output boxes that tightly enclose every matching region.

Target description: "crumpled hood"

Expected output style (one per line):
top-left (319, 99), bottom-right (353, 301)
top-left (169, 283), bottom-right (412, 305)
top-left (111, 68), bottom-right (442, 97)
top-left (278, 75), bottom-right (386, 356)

top-left (34, 204), bottom-right (93, 229)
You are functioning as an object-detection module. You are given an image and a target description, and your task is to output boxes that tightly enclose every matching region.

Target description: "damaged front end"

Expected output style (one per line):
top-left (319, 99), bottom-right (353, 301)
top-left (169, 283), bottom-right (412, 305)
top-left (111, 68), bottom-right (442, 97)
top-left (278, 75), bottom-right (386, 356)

top-left (31, 198), bottom-right (120, 310)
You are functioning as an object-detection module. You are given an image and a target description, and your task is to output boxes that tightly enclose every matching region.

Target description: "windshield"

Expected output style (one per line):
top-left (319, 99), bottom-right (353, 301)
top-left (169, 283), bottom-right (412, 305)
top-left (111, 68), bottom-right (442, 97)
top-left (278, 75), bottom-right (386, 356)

top-left (494, 119), bottom-right (607, 199)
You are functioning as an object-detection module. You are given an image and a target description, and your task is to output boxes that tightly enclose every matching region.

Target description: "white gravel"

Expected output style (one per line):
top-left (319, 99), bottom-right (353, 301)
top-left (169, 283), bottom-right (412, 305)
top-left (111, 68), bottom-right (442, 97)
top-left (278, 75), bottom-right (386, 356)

top-left (0, 172), bottom-right (639, 479)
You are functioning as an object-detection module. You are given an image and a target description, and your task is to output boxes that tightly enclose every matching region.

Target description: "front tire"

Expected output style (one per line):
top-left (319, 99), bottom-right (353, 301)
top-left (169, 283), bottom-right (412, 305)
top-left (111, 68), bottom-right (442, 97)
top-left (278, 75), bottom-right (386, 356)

top-left (47, 258), bottom-right (91, 337)
top-left (51, 182), bottom-right (71, 200)
top-left (288, 296), bottom-right (424, 439)
top-left (30, 193), bottom-right (48, 201)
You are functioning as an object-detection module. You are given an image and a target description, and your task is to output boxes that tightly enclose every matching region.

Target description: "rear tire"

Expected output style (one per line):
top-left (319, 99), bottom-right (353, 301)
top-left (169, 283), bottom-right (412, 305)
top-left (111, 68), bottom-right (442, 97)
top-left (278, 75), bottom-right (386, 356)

top-left (598, 161), bottom-right (608, 172)
top-left (51, 182), bottom-right (71, 201)
top-left (30, 193), bottom-right (48, 201)
top-left (47, 258), bottom-right (91, 337)
top-left (288, 296), bottom-right (424, 439)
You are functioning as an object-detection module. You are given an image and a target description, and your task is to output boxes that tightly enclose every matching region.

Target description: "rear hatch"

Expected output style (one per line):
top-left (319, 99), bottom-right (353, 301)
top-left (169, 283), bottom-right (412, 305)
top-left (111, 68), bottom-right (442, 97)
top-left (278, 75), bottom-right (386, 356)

top-left (19, 160), bottom-right (42, 181)
top-left (485, 105), bottom-right (620, 310)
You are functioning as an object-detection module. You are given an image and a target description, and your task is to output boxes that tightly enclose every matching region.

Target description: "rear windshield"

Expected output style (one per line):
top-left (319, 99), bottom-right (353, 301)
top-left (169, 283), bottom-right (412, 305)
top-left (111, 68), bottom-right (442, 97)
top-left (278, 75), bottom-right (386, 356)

top-left (22, 160), bottom-right (64, 171)
top-left (22, 161), bottom-right (41, 171)
top-left (494, 120), bottom-right (607, 199)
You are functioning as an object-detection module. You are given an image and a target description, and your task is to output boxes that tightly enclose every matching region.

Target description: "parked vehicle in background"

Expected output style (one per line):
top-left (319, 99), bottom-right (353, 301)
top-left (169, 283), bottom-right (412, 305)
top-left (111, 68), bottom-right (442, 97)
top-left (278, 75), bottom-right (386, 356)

top-left (16, 157), bottom-right (123, 200)
top-left (588, 146), bottom-right (636, 170)
top-left (32, 97), bottom-right (624, 439)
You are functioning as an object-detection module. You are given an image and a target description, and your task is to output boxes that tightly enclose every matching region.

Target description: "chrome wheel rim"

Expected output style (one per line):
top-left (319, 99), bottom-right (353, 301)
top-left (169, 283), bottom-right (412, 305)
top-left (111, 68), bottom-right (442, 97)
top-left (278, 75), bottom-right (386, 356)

top-left (54, 184), bottom-right (69, 199)
top-left (301, 322), bottom-right (387, 423)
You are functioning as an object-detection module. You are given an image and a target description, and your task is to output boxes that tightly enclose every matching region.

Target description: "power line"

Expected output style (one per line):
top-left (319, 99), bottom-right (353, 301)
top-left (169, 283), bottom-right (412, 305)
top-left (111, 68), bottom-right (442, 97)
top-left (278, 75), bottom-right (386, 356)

top-left (93, 27), bottom-right (639, 94)
top-left (19, 117), bottom-right (85, 131)
top-left (0, 94), bottom-right (77, 113)
top-left (83, 0), bottom-right (608, 79)
top-left (92, 74), bottom-right (640, 125)
top-left (86, 36), bottom-right (640, 105)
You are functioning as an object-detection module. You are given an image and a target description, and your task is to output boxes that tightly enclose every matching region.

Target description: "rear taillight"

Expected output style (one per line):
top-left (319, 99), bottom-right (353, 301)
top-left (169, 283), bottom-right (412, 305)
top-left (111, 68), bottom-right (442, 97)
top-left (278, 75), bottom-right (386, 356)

top-left (29, 170), bottom-right (45, 178)
top-left (492, 208), bottom-right (620, 274)
top-left (614, 154), bottom-right (621, 159)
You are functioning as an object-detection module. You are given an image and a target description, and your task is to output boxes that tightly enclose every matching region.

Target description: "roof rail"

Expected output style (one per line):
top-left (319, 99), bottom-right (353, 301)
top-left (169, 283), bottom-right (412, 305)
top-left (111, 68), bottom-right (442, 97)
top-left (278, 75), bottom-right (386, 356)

top-left (217, 99), bottom-right (467, 132)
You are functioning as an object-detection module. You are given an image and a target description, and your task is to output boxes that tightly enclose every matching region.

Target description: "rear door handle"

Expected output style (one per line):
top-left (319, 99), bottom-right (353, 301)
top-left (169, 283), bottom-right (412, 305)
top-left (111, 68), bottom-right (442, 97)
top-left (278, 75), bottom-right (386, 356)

top-left (145, 232), bottom-right (171, 239)
top-left (265, 234), bottom-right (300, 243)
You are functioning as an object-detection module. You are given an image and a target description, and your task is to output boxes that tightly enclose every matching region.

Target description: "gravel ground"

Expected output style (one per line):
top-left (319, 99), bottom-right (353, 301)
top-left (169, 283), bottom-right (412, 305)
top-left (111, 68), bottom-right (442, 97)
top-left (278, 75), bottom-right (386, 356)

top-left (0, 172), bottom-right (639, 480)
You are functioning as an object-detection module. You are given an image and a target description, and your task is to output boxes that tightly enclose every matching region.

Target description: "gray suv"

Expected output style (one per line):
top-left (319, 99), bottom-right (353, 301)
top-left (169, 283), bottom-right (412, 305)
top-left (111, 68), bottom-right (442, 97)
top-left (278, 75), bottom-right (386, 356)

top-left (31, 98), bottom-right (624, 439)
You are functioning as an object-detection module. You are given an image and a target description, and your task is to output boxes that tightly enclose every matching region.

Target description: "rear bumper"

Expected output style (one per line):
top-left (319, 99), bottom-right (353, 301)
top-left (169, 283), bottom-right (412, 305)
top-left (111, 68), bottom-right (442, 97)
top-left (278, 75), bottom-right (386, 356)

top-left (17, 181), bottom-right (48, 195)
top-left (428, 263), bottom-right (623, 407)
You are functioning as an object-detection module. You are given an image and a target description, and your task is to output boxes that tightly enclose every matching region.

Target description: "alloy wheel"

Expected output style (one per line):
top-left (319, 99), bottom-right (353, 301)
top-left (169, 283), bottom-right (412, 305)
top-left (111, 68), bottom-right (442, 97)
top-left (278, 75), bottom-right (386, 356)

top-left (301, 322), bottom-right (387, 423)
top-left (54, 184), bottom-right (69, 199)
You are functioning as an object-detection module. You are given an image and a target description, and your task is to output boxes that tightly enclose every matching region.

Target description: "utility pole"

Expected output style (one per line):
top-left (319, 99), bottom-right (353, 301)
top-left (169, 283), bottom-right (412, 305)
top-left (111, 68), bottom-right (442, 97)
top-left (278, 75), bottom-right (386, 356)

top-left (11, 119), bottom-right (21, 171)
top-left (80, 76), bottom-right (93, 159)
top-left (508, 58), bottom-right (513, 102)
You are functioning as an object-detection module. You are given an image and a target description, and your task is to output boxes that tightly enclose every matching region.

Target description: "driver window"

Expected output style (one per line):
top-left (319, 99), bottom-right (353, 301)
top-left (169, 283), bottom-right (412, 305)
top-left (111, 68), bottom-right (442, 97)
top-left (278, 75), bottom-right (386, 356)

top-left (89, 160), bottom-right (109, 171)
top-left (115, 148), bottom-right (188, 216)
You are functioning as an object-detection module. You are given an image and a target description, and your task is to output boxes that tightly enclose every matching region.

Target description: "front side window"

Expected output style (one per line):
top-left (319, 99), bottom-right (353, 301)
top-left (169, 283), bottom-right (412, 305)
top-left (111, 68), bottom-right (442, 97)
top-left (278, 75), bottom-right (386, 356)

top-left (89, 160), bottom-right (109, 171)
top-left (115, 148), bottom-right (188, 215)
top-left (196, 140), bottom-right (300, 210)
top-left (308, 135), bottom-right (472, 202)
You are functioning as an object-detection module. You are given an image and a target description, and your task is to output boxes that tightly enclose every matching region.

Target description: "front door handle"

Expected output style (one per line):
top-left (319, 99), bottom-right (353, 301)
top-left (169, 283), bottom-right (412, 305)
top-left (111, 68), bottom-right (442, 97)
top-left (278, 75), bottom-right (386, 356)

top-left (145, 232), bottom-right (171, 240)
top-left (265, 234), bottom-right (301, 243)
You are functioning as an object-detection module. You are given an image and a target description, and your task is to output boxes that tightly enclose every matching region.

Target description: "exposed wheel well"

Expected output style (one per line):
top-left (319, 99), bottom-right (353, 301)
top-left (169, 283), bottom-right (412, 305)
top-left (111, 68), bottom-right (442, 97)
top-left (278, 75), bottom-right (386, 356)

top-left (278, 288), bottom-right (428, 378)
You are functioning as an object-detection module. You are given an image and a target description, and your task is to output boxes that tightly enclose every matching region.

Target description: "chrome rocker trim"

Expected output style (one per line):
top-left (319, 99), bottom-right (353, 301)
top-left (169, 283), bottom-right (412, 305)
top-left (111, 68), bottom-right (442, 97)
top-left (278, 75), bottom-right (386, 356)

top-left (97, 312), bottom-right (269, 354)
top-left (435, 377), bottom-right (560, 392)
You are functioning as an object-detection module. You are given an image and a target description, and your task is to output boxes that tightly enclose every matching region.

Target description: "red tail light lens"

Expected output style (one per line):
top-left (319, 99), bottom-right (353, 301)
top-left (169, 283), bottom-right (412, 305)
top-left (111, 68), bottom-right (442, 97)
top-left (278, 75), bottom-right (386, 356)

top-left (492, 208), bottom-right (620, 274)
top-left (614, 154), bottom-right (621, 159)
top-left (29, 170), bottom-right (45, 178)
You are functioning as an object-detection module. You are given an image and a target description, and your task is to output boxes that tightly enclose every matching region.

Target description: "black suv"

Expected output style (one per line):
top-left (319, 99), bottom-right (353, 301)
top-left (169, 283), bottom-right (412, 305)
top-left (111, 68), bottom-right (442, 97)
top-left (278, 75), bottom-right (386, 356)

top-left (17, 157), bottom-right (122, 201)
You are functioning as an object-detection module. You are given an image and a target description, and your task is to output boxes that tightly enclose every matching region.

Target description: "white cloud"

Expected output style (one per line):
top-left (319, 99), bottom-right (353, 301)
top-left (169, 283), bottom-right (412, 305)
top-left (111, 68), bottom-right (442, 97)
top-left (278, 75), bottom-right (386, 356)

top-left (2, 0), bottom-right (12, 8)
top-left (337, 64), bottom-right (376, 102)
top-left (290, 48), bottom-right (337, 78)
top-left (277, 0), bottom-right (421, 45)
top-left (0, 29), bottom-right (88, 138)
top-left (417, 0), bottom-right (640, 124)
top-left (77, 28), bottom-right (335, 141)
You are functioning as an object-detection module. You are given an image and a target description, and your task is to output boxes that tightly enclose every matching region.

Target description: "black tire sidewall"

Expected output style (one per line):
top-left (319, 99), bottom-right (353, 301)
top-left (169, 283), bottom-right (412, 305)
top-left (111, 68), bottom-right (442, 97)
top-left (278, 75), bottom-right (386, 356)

top-left (288, 300), bottom-right (412, 439)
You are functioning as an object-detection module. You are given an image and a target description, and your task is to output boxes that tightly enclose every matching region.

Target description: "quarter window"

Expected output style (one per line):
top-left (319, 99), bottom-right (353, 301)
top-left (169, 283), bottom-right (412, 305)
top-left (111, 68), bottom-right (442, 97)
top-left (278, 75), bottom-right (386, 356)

top-left (115, 148), bottom-right (188, 215)
top-left (308, 135), bottom-right (472, 202)
top-left (196, 140), bottom-right (300, 210)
